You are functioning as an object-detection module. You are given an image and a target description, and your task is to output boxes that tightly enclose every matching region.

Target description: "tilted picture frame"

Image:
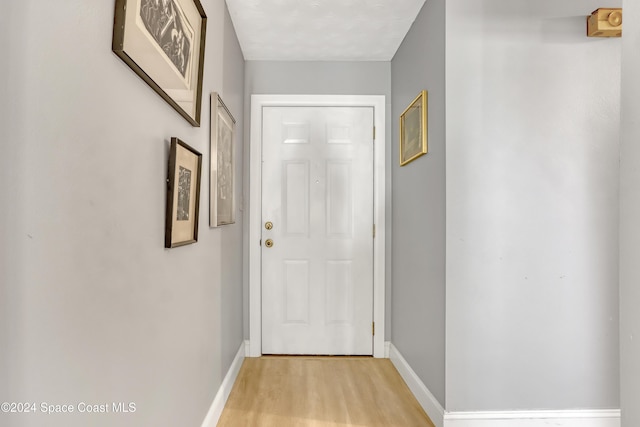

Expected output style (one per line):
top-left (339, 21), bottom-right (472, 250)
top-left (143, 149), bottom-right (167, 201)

top-left (112, 0), bottom-right (207, 126)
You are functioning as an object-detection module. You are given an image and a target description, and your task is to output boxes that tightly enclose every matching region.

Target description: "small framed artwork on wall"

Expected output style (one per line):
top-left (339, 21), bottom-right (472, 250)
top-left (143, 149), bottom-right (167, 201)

top-left (400, 90), bottom-right (428, 166)
top-left (210, 93), bottom-right (236, 227)
top-left (165, 137), bottom-right (202, 248)
top-left (112, 0), bottom-right (207, 126)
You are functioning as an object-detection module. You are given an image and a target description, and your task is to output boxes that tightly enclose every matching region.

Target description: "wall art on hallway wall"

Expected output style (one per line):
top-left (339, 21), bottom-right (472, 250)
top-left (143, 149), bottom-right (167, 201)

top-left (165, 137), bottom-right (202, 247)
top-left (112, 0), bottom-right (207, 126)
top-left (400, 90), bottom-right (428, 166)
top-left (210, 93), bottom-right (236, 227)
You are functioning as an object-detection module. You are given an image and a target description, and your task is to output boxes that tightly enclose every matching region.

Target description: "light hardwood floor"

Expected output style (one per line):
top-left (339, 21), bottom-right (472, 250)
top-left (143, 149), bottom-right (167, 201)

top-left (217, 356), bottom-right (435, 427)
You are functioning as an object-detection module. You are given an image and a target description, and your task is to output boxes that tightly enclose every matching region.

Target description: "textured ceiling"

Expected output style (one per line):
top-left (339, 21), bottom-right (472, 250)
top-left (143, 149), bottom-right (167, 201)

top-left (225, 0), bottom-right (427, 61)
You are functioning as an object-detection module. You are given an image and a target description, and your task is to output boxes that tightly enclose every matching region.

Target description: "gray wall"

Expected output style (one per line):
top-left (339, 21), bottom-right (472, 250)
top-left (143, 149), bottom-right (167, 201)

top-left (0, 1), bottom-right (244, 426)
top-left (445, 0), bottom-right (621, 411)
top-left (243, 61), bottom-right (392, 338)
top-left (390, 0), bottom-right (446, 407)
top-left (220, 5), bottom-right (246, 383)
top-left (0, 1), bottom-right (18, 408)
top-left (620, 0), bottom-right (640, 424)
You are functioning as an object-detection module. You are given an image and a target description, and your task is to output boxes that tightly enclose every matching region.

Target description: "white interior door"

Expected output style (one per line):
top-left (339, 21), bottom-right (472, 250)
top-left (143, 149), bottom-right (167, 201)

top-left (261, 106), bottom-right (374, 355)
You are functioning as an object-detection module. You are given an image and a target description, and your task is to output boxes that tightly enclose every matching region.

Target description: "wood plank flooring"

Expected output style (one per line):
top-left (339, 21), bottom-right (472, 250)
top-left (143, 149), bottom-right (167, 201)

top-left (217, 356), bottom-right (435, 427)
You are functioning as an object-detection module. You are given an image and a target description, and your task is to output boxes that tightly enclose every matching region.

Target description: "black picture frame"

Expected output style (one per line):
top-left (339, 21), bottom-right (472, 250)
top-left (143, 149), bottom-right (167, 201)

top-left (165, 137), bottom-right (202, 248)
top-left (112, 0), bottom-right (207, 126)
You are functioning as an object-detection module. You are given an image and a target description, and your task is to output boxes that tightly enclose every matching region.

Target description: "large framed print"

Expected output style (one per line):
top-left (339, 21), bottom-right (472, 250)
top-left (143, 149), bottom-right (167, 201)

top-left (210, 93), bottom-right (236, 227)
top-left (113, 0), bottom-right (207, 126)
top-left (165, 137), bottom-right (202, 248)
top-left (399, 90), bottom-right (428, 166)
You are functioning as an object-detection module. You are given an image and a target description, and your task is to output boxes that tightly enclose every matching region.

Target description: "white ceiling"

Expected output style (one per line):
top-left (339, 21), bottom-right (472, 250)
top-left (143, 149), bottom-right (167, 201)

top-left (225, 0), bottom-right (427, 61)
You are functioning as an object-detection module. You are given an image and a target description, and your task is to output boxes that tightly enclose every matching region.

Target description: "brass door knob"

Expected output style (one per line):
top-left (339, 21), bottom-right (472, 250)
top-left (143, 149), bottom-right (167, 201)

top-left (265, 221), bottom-right (273, 230)
top-left (265, 239), bottom-right (274, 248)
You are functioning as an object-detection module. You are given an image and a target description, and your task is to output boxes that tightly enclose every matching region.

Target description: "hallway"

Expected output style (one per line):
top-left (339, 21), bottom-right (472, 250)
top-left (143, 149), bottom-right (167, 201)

top-left (217, 357), bottom-right (434, 427)
top-left (3, 1), bottom-right (639, 426)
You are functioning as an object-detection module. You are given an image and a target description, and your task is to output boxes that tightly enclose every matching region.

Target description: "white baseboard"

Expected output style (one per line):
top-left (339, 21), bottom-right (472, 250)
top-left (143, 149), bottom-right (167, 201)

top-left (389, 343), bottom-right (445, 427)
top-left (388, 343), bottom-right (620, 427)
top-left (444, 410), bottom-right (621, 427)
top-left (384, 341), bottom-right (391, 358)
top-left (200, 340), bottom-right (247, 427)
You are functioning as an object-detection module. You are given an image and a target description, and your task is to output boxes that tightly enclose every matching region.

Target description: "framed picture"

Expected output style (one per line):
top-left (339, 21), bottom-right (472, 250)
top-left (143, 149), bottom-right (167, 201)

top-left (400, 90), bottom-right (428, 166)
top-left (165, 137), bottom-right (202, 248)
top-left (210, 93), bottom-right (236, 227)
top-left (112, 0), bottom-right (207, 126)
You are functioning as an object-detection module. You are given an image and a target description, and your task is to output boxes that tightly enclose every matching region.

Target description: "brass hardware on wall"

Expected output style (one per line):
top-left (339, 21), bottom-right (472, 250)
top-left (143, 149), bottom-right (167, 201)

top-left (587, 8), bottom-right (622, 37)
top-left (265, 221), bottom-right (273, 230)
top-left (265, 239), bottom-right (274, 248)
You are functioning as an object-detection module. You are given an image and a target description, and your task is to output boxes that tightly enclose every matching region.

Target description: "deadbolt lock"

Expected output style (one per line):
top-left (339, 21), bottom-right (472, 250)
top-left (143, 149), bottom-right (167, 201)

top-left (265, 239), bottom-right (274, 248)
top-left (265, 221), bottom-right (273, 230)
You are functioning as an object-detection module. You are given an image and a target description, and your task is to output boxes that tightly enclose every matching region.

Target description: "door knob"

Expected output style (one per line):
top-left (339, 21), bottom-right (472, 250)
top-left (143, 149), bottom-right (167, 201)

top-left (265, 221), bottom-right (273, 230)
top-left (265, 239), bottom-right (274, 248)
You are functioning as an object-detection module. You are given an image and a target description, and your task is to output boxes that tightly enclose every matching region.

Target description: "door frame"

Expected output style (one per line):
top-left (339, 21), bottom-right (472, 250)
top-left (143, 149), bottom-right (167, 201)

top-left (249, 94), bottom-right (386, 358)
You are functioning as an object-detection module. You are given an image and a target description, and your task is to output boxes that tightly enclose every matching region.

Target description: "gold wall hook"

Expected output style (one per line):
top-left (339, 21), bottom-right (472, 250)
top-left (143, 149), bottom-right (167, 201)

top-left (587, 8), bottom-right (622, 38)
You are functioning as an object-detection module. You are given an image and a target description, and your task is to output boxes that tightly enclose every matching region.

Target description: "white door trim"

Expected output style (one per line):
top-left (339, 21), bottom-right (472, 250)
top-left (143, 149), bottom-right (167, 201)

top-left (249, 94), bottom-right (386, 358)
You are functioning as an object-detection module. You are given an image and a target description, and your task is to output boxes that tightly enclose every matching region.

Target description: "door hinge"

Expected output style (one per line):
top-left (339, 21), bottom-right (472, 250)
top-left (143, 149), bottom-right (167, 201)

top-left (373, 126), bottom-right (376, 140)
top-left (373, 224), bottom-right (376, 238)
top-left (372, 322), bottom-right (375, 336)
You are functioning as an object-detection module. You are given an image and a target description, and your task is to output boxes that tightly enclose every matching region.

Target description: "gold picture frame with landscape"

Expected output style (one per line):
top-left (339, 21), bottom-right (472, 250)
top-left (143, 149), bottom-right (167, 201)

top-left (399, 90), bottom-right (428, 166)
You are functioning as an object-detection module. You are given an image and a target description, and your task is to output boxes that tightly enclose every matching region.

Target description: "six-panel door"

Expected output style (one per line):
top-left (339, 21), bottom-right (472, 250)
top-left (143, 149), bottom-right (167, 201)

top-left (261, 106), bottom-right (375, 355)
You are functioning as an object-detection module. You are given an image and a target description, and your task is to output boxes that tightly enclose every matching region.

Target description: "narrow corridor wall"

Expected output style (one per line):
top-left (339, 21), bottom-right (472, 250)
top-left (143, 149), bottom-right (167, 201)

top-left (0, 1), bottom-right (245, 426)
top-left (620, 0), bottom-right (640, 424)
top-left (390, 0), bottom-right (447, 408)
top-left (445, 0), bottom-right (621, 411)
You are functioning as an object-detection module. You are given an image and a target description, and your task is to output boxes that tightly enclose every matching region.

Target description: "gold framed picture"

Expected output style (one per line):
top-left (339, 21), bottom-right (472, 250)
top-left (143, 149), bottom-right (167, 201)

top-left (399, 90), bottom-right (428, 166)
top-left (165, 137), bottom-right (202, 248)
